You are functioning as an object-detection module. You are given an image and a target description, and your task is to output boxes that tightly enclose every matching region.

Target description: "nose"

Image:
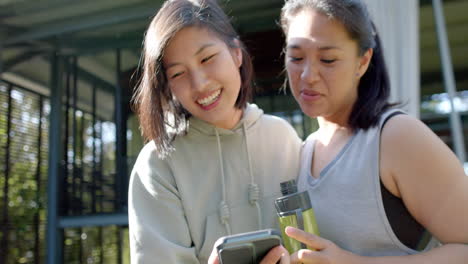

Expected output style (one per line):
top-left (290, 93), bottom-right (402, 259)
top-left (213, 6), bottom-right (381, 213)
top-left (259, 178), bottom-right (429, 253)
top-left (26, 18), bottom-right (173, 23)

top-left (190, 68), bottom-right (209, 92)
top-left (300, 60), bottom-right (320, 84)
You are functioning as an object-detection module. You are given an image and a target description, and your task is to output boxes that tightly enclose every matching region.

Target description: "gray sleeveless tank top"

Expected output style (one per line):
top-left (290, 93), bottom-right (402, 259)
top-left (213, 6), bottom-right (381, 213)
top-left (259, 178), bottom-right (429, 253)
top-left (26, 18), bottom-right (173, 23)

top-left (297, 109), bottom-right (436, 256)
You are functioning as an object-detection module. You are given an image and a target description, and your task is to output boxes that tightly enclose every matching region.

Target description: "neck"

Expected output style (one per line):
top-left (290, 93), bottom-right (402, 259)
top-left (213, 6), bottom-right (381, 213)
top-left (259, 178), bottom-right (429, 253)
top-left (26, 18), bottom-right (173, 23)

top-left (316, 118), bottom-right (353, 145)
top-left (216, 108), bottom-right (243, 130)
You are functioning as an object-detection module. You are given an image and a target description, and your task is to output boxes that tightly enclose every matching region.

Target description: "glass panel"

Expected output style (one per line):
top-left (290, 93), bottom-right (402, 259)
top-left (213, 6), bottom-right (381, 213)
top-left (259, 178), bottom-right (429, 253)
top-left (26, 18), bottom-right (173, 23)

top-left (61, 57), bottom-right (119, 216)
top-left (126, 113), bottom-right (143, 172)
top-left (0, 82), bottom-right (48, 264)
top-left (63, 226), bottom-right (130, 264)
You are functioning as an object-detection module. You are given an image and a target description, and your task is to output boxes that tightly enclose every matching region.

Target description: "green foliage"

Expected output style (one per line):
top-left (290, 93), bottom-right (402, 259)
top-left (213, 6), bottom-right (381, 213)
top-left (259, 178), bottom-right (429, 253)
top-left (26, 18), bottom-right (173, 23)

top-left (0, 85), bottom-right (47, 264)
top-left (0, 83), bottom-right (130, 263)
top-left (0, 85), bottom-right (129, 264)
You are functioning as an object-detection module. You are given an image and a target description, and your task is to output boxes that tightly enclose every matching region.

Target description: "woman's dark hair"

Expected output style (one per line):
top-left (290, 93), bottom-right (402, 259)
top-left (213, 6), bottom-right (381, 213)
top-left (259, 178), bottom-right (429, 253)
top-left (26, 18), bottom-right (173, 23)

top-left (281, 0), bottom-right (396, 130)
top-left (132, 0), bottom-right (254, 156)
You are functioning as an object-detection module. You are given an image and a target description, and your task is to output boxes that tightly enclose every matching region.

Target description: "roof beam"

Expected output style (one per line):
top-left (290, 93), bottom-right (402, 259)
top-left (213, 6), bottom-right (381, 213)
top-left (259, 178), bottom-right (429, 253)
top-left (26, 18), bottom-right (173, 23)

top-left (0, 0), bottom-right (148, 20)
top-left (3, 0), bottom-right (287, 46)
top-left (1, 72), bottom-right (50, 96)
top-left (3, 50), bottom-right (45, 71)
top-left (59, 213), bottom-right (128, 228)
top-left (0, 0), bottom-right (78, 18)
top-left (421, 67), bottom-right (468, 85)
top-left (420, 0), bottom-right (468, 30)
top-left (57, 34), bottom-right (143, 56)
top-left (4, 2), bottom-right (161, 46)
top-left (222, 0), bottom-right (283, 14)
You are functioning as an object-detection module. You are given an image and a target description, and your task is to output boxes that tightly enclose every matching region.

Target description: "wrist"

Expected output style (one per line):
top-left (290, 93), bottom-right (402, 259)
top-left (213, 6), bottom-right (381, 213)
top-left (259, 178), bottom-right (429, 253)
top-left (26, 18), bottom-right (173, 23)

top-left (347, 252), bottom-right (371, 264)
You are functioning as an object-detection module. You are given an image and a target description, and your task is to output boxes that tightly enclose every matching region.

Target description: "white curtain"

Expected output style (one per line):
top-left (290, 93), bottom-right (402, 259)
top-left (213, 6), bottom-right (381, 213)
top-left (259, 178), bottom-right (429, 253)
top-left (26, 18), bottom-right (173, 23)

top-left (363, 0), bottom-right (420, 117)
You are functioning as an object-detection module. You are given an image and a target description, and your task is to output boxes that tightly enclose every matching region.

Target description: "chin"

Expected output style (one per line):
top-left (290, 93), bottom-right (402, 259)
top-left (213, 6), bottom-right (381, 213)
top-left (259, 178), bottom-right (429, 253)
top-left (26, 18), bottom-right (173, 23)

top-left (298, 104), bottom-right (318, 118)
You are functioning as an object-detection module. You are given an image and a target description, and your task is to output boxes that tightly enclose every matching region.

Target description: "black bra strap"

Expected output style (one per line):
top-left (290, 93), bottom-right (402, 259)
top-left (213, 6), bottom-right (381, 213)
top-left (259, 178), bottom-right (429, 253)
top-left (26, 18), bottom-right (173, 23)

top-left (380, 110), bottom-right (428, 250)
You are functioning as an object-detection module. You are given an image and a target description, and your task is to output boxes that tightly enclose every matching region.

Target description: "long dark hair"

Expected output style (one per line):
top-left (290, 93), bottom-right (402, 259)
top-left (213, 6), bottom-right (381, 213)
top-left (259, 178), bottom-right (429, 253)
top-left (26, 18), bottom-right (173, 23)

top-left (132, 0), bottom-right (254, 156)
top-left (281, 0), bottom-right (396, 130)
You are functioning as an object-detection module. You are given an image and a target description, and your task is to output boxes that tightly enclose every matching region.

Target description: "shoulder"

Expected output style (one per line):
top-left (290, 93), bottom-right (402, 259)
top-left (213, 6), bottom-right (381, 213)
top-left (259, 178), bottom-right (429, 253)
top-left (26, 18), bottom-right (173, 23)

top-left (380, 114), bottom-right (468, 244)
top-left (380, 114), bottom-right (444, 154)
top-left (134, 140), bottom-right (166, 167)
top-left (380, 113), bottom-right (451, 167)
top-left (380, 113), bottom-right (463, 194)
top-left (258, 114), bottom-right (302, 147)
top-left (131, 140), bottom-right (175, 187)
top-left (244, 113), bottom-right (302, 160)
top-left (258, 114), bottom-right (298, 134)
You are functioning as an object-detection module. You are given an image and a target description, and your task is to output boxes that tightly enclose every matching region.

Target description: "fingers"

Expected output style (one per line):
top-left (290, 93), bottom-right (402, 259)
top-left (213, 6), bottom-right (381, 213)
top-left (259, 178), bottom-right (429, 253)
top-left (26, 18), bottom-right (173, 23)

top-left (285, 226), bottom-right (327, 251)
top-left (259, 245), bottom-right (290, 264)
top-left (290, 249), bottom-right (325, 264)
top-left (207, 251), bottom-right (219, 264)
top-left (207, 243), bottom-right (220, 264)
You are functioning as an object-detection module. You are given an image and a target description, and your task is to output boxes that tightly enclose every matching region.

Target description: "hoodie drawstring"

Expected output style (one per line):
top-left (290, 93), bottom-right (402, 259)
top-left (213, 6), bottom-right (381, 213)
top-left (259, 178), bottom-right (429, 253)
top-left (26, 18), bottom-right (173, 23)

top-left (243, 124), bottom-right (263, 230)
top-left (215, 129), bottom-right (232, 235)
top-left (214, 124), bottom-right (263, 235)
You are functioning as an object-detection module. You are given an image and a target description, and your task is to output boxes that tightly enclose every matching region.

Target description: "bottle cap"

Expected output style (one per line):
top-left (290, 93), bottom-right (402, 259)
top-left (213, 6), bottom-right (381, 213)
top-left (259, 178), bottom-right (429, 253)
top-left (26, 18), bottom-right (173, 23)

top-left (280, 180), bottom-right (298, 195)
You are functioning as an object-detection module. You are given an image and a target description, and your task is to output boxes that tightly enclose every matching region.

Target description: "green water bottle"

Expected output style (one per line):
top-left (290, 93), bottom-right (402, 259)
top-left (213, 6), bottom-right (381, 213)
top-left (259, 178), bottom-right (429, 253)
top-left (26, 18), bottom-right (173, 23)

top-left (274, 180), bottom-right (319, 254)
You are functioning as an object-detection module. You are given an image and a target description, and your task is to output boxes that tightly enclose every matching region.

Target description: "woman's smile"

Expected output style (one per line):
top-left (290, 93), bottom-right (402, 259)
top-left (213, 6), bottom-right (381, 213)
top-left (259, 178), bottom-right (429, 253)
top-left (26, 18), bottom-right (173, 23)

top-left (196, 88), bottom-right (223, 110)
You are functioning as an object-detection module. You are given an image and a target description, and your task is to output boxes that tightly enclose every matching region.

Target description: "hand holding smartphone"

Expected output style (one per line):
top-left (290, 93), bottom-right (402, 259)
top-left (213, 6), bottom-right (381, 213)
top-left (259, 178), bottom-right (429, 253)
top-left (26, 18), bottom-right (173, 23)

top-left (215, 228), bottom-right (282, 264)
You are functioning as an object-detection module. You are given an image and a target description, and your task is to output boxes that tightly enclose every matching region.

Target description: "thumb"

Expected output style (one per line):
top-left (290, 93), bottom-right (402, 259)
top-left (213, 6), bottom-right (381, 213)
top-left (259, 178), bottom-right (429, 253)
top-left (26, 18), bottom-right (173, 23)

top-left (259, 245), bottom-right (289, 264)
top-left (285, 226), bottom-right (327, 251)
top-left (207, 238), bottom-right (222, 264)
top-left (207, 248), bottom-right (219, 264)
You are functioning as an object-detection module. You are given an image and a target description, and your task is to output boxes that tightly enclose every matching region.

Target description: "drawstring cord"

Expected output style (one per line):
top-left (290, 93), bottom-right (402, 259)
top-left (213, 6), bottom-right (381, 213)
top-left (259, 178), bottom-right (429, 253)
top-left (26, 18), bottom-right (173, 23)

top-left (215, 129), bottom-right (232, 235)
top-left (214, 123), bottom-right (263, 235)
top-left (243, 125), bottom-right (262, 230)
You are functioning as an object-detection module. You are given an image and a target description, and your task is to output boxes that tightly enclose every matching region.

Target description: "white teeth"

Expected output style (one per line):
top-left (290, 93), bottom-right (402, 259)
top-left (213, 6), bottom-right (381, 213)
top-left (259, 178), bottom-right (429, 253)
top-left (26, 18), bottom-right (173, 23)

top-left (197, 89), bottom-right (221, 106)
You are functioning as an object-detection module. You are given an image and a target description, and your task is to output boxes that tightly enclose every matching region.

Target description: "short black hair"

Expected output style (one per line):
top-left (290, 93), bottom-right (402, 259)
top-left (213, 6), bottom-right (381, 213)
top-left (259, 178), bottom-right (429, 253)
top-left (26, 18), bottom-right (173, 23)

top-left (281, 0), bottom-right (397, 130)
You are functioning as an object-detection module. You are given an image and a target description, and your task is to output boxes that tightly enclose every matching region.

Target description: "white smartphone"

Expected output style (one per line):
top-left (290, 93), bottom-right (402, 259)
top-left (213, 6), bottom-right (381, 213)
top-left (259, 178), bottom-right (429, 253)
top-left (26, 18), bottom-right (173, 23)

top-left (215, 228), bottom-right (282, 264)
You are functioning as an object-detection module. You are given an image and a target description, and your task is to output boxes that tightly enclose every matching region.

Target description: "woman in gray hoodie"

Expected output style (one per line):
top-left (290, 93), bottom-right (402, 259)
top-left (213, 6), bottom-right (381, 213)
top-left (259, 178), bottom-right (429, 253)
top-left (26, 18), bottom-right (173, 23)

top-left (129, 0), bottom-right (300, 263)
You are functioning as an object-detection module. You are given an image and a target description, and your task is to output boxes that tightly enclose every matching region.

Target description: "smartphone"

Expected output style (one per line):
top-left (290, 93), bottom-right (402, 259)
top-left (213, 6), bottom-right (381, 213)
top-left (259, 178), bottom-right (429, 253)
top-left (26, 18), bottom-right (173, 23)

top-left (216, 228), bottom-right (282, 264)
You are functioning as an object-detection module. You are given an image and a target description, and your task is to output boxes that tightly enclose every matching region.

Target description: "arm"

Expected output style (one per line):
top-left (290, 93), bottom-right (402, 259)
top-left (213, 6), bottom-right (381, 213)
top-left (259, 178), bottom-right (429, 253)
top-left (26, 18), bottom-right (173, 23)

top-left (286, 227), bottom-right (468, 264)
top-left (376, 114), bottom-right (468, 263)
top-left (287, 115), bottom-right (468, 264)
top-left (128, 146), bottom-right (199, 264)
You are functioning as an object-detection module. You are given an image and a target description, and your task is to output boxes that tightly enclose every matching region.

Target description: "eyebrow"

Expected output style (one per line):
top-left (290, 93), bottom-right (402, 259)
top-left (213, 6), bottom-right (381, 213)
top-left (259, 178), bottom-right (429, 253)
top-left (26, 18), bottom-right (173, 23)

top-left (286, 44), bottom-right (341, 51)
top-left (195, 43), bottom-right (215, 55)
top-left (165, 43), bottom-right (215, 69)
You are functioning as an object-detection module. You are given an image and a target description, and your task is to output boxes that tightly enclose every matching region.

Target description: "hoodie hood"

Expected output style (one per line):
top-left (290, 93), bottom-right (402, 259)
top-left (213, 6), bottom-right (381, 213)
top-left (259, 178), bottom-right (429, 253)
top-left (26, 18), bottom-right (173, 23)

top-left (188, 103), bottom-right (264, 136)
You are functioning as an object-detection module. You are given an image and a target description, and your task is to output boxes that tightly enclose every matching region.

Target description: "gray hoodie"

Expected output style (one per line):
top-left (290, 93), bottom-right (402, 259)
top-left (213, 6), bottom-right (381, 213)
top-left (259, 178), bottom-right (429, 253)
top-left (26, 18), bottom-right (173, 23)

top-left (128, 104), bottom-right (301, 263)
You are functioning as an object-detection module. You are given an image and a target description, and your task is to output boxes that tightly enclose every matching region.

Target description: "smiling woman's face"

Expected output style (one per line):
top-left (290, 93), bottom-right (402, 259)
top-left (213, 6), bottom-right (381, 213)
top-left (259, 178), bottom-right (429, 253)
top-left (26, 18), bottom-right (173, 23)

top-left (285, 8), bottom-right (372, 124)
top-left (163, 26), bottom-right (243, 129)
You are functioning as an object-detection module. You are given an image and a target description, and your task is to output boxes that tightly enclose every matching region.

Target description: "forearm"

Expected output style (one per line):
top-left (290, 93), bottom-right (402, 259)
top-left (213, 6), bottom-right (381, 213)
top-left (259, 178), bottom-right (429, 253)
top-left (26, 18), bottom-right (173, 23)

top-left (357, 244), bottom-right (468, 264)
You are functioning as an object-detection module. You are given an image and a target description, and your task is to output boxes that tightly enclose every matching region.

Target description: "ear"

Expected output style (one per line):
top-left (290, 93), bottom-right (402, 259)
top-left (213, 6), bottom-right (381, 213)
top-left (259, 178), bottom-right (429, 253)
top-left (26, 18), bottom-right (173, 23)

top-left (232, 38), bottom-right (243, 68)
top-left (356, 48), bottom-right (373, 78)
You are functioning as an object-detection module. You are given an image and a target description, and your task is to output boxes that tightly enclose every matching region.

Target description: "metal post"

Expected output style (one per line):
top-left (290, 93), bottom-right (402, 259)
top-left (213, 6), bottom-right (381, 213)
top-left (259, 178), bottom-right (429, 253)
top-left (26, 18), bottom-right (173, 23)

top-left (93, 88), bottom-right (103, 261)
top-left (34, 96), bottom-right (44, 264)
top-left (46, 50), bottom-right (64, 264)
top-left (92, 83), bottom-right (97, 214)
top-left (72, 57), bottom-right (78, 215)
top-left (63, 57), bottom-right (71, 216)
top-left (432, 0), bottom-right (466, 163)
top-left (100, 121), bottom-right (104, 210)
top-left (0, 44), bottom-right (3, 76)
top-left (117, 227), bottom-right (123, 264)
top-left (79, 113), bottom-right (85, 209)
top-left (0, 84), bottom-right (12, 264)
top-left (115, 49), bottom-right (128, 211)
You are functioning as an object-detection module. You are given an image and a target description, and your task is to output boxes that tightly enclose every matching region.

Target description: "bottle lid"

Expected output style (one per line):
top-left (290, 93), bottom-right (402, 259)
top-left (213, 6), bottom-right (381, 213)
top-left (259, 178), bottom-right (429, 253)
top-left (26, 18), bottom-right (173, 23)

top-left (280, 180), bottom-right (298, 195)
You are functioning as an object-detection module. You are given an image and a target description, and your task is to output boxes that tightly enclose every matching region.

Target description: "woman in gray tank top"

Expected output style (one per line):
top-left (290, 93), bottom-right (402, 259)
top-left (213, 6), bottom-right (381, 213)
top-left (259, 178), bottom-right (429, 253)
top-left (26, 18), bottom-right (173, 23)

top-left (280, 0), bottom-right (468, 263)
